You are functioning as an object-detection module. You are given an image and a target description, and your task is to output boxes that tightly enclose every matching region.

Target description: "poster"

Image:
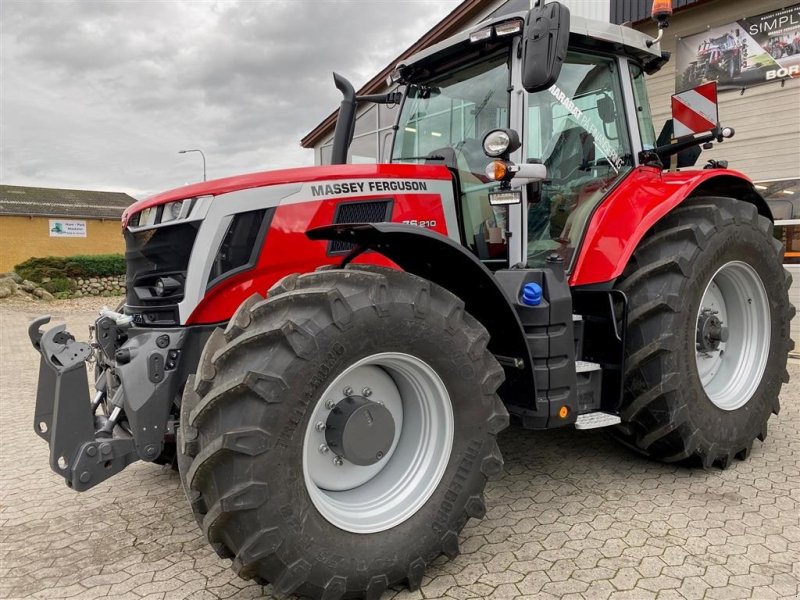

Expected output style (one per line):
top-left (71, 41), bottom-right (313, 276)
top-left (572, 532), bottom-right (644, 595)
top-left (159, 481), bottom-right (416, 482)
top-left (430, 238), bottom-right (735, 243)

top-left (676, 4), bottom-right (800, 92)
top-left (49, 219), bottom-right (87, 237)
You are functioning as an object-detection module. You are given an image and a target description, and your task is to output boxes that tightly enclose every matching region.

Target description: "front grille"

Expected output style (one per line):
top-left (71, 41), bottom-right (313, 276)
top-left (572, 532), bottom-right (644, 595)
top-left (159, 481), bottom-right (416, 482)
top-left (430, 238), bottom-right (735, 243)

top-left (329, 200), bottom-right (392, 253)
top-left (124, 222), bottom-right (199, 323)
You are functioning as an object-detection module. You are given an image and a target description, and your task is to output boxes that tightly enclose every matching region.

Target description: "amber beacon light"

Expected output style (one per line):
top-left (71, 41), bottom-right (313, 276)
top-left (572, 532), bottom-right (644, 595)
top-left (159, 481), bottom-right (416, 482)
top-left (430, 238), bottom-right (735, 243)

top-left (651, 0), bottom-right (672, 26)
top-left (647, 0), bottom-right (673, 46)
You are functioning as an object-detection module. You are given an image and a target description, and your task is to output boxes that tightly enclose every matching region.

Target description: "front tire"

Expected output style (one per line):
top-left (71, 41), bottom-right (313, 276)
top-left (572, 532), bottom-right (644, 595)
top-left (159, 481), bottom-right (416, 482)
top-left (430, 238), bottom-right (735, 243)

top-left (614, 197), bottom-right (794, 468)
top-left (178, 265), bottom-right (508, 599)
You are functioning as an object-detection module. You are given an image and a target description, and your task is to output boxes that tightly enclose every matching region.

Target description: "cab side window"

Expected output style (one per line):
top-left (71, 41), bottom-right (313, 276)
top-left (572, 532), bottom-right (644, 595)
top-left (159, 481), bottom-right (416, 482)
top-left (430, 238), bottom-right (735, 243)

top-left (629, 63), bottom-right (657, 151)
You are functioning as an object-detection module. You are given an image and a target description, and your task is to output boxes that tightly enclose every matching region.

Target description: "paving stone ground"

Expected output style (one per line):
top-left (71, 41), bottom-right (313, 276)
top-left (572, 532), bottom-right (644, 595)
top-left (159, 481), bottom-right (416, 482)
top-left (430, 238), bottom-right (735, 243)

top-left (1, 300), bottom-right (798, 600)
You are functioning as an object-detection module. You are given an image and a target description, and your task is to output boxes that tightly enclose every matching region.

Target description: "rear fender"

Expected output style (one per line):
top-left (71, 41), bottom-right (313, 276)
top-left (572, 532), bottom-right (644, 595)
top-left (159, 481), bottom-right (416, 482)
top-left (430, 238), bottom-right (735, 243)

top-left (306, 223), bottom-right (538, 399)
top-left (570, 167), bottom-right (771, 287)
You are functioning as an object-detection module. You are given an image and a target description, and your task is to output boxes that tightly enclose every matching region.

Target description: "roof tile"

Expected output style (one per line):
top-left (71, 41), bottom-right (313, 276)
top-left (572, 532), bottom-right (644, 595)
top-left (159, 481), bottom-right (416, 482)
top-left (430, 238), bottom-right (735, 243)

top-left (0, 185), bottom-right (136, 220)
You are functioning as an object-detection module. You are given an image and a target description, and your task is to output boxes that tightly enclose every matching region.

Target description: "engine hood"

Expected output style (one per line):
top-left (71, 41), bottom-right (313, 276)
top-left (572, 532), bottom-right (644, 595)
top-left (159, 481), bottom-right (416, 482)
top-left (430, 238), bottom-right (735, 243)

top-left (122, 163), bottom-right (452, 227)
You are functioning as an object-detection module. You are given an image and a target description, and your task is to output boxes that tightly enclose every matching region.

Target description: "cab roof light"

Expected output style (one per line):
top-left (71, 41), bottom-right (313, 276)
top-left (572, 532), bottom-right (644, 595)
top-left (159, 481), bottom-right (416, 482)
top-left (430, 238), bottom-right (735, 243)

top-left (494, 19), bottom-right (523, 36)
top-left (469, 26), bottom-right (493, 43)
top-left (386, 66), bottom-right (404, 86)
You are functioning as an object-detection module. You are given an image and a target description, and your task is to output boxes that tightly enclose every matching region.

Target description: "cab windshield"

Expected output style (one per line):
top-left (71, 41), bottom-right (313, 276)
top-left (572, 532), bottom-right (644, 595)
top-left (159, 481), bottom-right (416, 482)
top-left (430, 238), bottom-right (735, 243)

top-left (392, 51), bottom-right (511, 266)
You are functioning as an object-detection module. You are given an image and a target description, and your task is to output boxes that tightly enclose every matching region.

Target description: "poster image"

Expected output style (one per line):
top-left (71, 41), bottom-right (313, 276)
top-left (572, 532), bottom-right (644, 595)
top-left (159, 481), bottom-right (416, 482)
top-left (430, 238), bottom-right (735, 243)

top-left (676, 4), bottom-right (800, 92)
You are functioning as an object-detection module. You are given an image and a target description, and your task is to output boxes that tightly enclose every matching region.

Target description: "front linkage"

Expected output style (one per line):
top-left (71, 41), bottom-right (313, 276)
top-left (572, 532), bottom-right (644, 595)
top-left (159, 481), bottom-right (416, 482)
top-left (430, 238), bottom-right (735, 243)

top-left (29, 312), bottom-right (190, 491)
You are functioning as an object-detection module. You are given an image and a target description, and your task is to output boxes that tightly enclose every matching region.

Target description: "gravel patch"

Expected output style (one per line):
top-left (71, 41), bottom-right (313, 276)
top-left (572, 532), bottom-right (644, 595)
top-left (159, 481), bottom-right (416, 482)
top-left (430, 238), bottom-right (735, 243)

top-left (0, 294), bottom-right (125, 318)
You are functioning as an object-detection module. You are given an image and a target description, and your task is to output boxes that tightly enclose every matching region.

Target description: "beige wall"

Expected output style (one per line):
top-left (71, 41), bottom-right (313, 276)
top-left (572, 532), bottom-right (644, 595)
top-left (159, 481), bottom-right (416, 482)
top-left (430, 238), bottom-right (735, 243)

top-left (0, 216), bottom-right (125, 272)
top-left (638, 0), bottom-right (800, 183)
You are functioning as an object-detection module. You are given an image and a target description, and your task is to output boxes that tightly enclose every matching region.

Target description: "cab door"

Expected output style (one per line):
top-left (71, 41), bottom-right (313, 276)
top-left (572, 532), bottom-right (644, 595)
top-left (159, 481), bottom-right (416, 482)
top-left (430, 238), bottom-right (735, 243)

top-left (523, 50), bottom-right (635, 269)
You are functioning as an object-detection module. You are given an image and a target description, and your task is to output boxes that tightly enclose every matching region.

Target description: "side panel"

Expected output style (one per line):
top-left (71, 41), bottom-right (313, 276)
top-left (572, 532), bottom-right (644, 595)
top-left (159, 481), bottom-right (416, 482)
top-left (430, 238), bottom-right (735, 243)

top-left (569, 167), bottom-right (770, 286)
top-left (186, 181), bottom-right (456, 325)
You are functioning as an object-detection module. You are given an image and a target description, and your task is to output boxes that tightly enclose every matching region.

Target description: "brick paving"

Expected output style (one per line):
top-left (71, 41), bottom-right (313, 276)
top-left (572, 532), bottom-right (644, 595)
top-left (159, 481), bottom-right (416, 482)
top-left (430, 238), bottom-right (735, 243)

top-left (1, 300), bottom-right (798, 600)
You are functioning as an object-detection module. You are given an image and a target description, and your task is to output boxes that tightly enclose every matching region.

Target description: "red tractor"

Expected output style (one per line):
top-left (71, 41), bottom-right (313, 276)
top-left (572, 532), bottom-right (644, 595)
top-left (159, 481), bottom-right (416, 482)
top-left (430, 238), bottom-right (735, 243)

top-left (30, 3), bottom-right (793, 599)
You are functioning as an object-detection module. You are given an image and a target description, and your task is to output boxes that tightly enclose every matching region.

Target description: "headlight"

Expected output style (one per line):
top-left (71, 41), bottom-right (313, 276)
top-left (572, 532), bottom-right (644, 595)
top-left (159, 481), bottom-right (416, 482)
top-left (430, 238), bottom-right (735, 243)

top-left (482, 128), bottom-right (521, 158)
top-left (154, 276), bottom-right (181, 297)
top-left (160, 200), bottom-right (184, 223)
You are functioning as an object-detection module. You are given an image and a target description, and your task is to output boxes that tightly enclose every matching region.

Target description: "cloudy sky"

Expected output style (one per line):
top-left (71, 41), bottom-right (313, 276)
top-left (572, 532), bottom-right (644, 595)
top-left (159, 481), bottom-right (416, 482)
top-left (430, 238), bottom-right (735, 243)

top-left (1, 0), bottom-right (461, 198)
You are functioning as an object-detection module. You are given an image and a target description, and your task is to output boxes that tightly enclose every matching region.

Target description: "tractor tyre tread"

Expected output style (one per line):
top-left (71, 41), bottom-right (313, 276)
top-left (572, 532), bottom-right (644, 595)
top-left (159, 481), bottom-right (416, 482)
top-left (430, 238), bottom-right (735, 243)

top-left (613, 196), bottom-right (792, 469)
top-left (178, 265), bottom-right (508, 599)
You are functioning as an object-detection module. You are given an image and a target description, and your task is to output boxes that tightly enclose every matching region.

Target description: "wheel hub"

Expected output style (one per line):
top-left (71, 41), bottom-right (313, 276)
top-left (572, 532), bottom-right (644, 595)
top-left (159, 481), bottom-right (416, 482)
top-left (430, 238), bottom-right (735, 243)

top-left (325, 395), bottom-right (395, 466)
top-left (694, 261), bottom-right (770, 411)
top-left (302, 353), bottom-right (454, 533)
top-left (696, 309), bottom-right (729, 352)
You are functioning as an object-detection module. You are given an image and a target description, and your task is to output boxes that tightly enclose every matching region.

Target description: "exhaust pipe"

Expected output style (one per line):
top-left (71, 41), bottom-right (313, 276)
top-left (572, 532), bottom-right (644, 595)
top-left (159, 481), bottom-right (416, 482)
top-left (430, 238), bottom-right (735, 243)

top-left (330, 73), bottom-right (357, 165)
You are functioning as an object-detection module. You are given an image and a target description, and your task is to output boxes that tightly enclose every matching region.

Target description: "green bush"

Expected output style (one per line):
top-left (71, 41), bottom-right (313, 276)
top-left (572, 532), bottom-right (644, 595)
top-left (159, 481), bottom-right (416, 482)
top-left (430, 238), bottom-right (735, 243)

top-left (15, 254), bottom-right (125, 282)
top-left (41, 277), bottom-right (76, 294)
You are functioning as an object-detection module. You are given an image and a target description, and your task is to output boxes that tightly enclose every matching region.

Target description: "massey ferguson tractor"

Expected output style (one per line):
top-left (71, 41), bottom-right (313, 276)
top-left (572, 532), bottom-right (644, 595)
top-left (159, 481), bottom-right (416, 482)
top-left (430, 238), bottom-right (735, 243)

top-left (30, 2), bottom-right (793, 598)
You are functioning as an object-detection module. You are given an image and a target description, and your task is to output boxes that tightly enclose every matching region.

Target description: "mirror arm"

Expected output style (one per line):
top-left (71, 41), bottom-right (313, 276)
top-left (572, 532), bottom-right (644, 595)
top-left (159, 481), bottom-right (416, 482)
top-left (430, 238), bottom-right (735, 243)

top-left (642, 126), bottom-right (733, 167)
top-left (357, 91), bottom-right (403, 105)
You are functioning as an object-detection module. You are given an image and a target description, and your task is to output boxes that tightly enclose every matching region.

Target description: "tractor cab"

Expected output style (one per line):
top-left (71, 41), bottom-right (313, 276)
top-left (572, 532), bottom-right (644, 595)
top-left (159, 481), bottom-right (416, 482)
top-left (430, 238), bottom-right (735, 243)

top-left (387, 6), bottom-right (666, 271)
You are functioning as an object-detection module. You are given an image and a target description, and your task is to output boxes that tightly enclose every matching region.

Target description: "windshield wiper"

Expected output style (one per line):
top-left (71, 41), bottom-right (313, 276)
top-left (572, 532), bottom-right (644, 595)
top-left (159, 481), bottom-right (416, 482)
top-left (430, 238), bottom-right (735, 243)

top-left (395, 155), bottom-right (445, 161)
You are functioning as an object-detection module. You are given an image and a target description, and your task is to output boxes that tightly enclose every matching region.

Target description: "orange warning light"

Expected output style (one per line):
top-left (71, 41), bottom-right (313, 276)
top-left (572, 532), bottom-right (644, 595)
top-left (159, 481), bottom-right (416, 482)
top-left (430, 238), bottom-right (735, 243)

top-left (559, 406), bottom-right (569, 419)
top-left (485, 160), bottom-right (508, 181)
top-left (651, 0), bottom-right (673, 24)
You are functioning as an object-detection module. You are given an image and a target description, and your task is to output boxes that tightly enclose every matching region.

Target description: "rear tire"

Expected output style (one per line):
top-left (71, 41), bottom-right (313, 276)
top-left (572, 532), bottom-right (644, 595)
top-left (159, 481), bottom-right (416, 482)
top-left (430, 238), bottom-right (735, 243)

top-left (178, 265), bottom-right (508, 599)
top-left (614, 197), bottom-right (794, 468)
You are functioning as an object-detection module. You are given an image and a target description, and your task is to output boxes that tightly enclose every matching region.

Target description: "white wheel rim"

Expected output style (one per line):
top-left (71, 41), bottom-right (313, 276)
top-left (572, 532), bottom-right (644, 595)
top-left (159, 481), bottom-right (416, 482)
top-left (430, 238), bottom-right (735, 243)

top-left (302, 352), bottom-right (454, 534)
top-left (695, 261), bottom-right (770, 410)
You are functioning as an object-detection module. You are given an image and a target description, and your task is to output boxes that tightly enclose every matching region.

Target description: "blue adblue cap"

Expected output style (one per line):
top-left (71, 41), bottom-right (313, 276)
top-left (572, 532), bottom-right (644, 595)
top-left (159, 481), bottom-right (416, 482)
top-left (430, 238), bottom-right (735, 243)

top-left (521, 282), bottom-right (542, 306)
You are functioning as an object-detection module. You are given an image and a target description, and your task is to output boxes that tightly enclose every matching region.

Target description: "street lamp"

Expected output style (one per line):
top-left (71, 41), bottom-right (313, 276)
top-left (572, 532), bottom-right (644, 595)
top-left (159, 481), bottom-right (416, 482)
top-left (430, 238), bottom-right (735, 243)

top-left (178, 149), bottom-right (206, 181)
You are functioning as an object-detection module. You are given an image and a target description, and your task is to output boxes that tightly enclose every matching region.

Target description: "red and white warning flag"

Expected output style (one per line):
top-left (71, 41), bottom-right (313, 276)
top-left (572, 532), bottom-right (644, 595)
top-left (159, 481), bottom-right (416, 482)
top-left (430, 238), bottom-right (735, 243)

top-left (671, 82), bottom-right (719, 138)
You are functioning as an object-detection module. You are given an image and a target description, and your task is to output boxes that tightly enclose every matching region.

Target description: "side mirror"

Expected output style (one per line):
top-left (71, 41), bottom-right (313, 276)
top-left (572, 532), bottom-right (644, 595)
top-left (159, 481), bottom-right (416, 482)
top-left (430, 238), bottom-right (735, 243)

top-left (521, 1), bottom-right (570, 93)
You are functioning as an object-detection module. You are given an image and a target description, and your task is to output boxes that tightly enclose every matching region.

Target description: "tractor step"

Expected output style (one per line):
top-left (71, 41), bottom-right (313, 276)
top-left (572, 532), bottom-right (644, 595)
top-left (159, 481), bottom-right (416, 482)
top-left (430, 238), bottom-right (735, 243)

top-left (575, 360), bottom-right (601, 373)
top-left (575, 411), bottom-right (621, 430)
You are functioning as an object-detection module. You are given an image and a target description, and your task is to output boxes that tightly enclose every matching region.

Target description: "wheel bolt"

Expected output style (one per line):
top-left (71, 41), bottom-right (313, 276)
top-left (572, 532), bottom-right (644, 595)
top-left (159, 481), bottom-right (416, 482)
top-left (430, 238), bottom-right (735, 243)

top-left (319, 444), bottom-right (329, 454)
top-left (362, 387), bottom-right (372, 397)
top-left (315, 421), bottom-right (326, 432)
top-left (343, 386), bottom-right (353, 396)
top-left (333, 456), bottom-right (343, 466)
top-left (325, 399), bottom-right (336, 409)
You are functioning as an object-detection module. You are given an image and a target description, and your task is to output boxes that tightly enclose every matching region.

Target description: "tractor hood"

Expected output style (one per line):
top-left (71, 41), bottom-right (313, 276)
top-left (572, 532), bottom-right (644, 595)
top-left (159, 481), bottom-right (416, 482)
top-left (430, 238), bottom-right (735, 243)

top-left (122, 163), bottom-right (452, 228)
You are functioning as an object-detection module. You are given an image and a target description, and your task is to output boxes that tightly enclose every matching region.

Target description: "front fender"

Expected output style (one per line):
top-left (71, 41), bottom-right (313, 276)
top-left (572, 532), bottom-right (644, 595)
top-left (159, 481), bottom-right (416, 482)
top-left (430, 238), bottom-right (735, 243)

top-left (307, 223), bottom-right (537, 398)
top-left (570, 167), bottom-right (771, 287)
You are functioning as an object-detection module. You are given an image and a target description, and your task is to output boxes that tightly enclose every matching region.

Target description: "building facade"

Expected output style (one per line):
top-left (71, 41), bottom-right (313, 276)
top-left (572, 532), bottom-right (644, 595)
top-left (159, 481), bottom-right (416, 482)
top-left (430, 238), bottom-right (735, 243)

top-left (0, 186), bottom-right (135, 272)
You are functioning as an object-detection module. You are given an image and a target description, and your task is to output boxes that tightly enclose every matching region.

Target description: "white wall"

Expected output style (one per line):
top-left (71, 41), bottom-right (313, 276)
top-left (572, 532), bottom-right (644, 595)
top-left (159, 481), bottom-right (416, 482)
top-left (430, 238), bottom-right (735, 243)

top-left (552, 0), bottom-right (610, 22)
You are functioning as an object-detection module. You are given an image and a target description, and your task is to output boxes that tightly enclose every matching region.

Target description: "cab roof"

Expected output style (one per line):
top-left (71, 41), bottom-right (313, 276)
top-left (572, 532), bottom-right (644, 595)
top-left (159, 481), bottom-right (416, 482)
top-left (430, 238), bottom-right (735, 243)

top-left (398, 11), bottom-right (663, 76)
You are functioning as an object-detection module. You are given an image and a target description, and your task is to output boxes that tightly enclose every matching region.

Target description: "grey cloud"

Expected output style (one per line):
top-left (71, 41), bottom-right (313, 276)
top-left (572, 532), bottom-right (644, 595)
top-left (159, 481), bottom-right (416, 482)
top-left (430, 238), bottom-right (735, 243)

top-left (2, 0), bottom-right (459, 198)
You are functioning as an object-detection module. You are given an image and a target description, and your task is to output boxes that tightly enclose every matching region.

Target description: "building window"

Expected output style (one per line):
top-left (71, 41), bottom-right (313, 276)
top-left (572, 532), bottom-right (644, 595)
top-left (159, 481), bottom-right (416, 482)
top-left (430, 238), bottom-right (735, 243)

top-left (318, 89), bottom-right (402, 165)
